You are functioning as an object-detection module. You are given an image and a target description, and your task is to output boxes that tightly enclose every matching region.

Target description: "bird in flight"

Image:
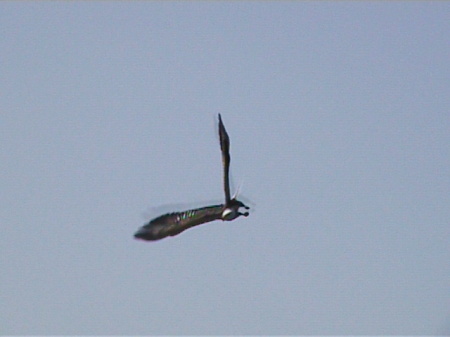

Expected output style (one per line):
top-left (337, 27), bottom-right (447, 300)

top-left (134, 114), bottom-right (250, 241)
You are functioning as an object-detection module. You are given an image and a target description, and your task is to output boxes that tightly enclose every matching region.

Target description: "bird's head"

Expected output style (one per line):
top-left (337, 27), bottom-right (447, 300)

top-left (222, 198), bottom-right (250, 221)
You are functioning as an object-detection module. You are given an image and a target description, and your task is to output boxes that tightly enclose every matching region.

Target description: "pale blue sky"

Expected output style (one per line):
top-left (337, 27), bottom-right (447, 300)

top-left (1, 2), bottom-right (449, 335)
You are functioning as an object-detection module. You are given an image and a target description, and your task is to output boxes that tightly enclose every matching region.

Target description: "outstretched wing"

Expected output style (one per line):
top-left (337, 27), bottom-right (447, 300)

top-left (218, 114), bottom-right (231, 204)
top-left (134, 204), bottom-right (224, 241)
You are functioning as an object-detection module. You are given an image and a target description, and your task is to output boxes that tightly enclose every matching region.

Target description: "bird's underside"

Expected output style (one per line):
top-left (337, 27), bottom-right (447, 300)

top-left (134, 114), bottom-right (249, 241)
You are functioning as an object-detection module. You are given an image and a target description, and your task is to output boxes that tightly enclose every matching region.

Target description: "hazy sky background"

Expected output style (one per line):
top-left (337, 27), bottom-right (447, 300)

top-left (1, 2), bottom-right (449, 335)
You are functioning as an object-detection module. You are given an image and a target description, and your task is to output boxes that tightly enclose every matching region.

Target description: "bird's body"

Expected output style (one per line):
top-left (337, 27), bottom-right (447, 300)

top-left (134, 114), bottom-right (249, 241)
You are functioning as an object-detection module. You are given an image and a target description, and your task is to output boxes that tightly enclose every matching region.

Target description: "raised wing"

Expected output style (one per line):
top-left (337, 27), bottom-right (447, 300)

top-left (134, 204), bottom-right (224, 241)
top-left (218, 114), bottom-right (231, 204)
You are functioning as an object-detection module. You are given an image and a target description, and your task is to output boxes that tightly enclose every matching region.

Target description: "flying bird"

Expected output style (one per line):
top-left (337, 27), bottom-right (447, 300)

top-left (134, 114), bottom-right (250, 241)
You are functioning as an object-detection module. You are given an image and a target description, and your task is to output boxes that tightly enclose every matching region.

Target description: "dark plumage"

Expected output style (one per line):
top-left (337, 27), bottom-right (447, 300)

top-left (134, 114), bottom-right (249, 241)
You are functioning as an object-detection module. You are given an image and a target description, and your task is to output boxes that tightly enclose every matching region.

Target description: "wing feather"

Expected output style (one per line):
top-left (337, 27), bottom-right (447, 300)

top-left (134, 204), bottom-right (224, 241)
top-left (218, 114), bottom-right (231, 204)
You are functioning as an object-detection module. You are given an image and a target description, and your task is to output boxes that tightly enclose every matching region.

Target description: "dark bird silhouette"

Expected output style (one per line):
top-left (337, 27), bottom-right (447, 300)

top-left (134, 114), bottom-right (250, 241)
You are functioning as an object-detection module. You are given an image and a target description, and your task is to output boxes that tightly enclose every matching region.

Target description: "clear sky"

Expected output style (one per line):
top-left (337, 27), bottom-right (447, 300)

top-left (1, 2), bottom-right (449, 335)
